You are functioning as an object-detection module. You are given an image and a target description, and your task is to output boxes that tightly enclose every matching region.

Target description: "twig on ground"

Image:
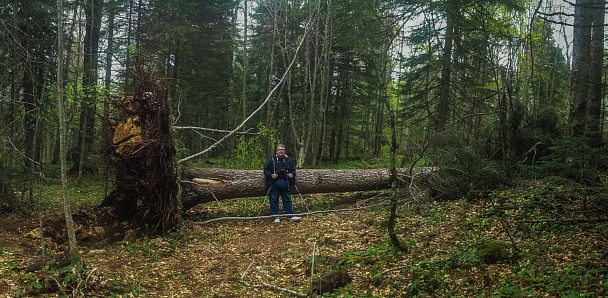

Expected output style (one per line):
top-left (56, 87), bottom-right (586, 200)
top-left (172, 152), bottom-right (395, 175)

top-left (372, 266), bottom-right (407, 278)
top-left (355, 193), bottom-right (385, 208)
top-left (490, 199), bottom-right (521, 252)
top-left (311, 242), bottom-right (316, 288)
top-left (251, 276), bottom-right (308, 297)
top-left (195, 202), bottom-right (388, 225)
top-left (517, 218), bottom-right (606, 223)
top-left (241, 261), bottom-right (255, 281)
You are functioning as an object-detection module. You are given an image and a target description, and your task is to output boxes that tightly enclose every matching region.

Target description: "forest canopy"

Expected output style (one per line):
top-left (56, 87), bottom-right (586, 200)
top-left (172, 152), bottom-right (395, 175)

top-left (0, 1), bottom-right (607, 296)
top-left (0, 0), bottom-right (606, 209)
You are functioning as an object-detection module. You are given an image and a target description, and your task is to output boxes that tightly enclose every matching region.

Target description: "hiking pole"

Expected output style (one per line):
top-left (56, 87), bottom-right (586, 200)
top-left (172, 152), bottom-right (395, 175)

top-left (258, 184), bottom-right (273, 217)
top-left (293, 183), bottom-right (311, 213)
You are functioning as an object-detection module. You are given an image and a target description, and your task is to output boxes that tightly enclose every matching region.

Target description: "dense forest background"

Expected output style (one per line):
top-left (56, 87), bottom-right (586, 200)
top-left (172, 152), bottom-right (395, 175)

top-left (0, 0), bottom-right (607, 200)
top-left (1, 1), bottom-right (607, 296)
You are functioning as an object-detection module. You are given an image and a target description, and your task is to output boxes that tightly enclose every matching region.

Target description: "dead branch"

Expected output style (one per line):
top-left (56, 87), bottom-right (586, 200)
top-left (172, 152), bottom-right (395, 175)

top-left (372, 266), bottom-right (407, 278)
top-left (251, 277), bottom-right (307, 297)
top-left (195, 202), bottom-right (388, 225)
top-left (517, 218), bottom-right (606, 224)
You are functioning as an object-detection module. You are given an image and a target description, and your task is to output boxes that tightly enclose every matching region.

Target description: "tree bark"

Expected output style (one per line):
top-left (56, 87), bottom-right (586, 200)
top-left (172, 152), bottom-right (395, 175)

top-left (57, 0), bottom-right (81, 265)
top-left (74, 0), bottom-right (103, 177)
top-left (586, 0), bottom-right (604, 147)
top-left (101, 0), bottom-right (116, 181)
top-left (436, 0), bottom-right (457, 131)
top-left (570, 0), bottom-right (591, 137)
top-left (0, 164), bottom-right (17, 213)
top-left (181, 167), bottom-right (425, 210)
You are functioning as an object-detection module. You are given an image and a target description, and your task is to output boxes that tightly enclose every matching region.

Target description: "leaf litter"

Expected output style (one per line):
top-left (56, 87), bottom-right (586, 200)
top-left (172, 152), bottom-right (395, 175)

top-left (0, 187), bottom-right (606, 297)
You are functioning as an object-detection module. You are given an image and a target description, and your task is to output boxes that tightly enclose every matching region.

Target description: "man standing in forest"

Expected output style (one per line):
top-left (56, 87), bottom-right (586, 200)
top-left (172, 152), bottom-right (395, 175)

top-left (263, 144), bottom-right (301, 223)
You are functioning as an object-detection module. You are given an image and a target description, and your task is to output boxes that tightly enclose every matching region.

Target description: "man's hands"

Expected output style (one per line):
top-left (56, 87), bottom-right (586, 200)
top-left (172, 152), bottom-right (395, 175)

top-left (271, 173), bottom-right (293, 179)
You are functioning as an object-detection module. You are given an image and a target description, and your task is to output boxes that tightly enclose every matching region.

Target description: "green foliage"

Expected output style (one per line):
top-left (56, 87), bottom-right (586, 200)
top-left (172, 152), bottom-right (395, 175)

top-left (511, 106), bottom-right (563, 164)
top-left (40, 177), bottom-right (107, 208)
top-left (236, 135), bottom-right (264, 169)
top-left (342, 240), bottom-right (400, 268)
top-left (8, 264), bottom-right (91, 296)
top-left (532, 136), bottom-right (608, 183)
top-left (407, 260), bottom-right (446, 296)
top-left (426, 134), bottom-right (509, 199)
top-left (236, 122), bottom-right (280, 169)
top-left (446, 243), bottom-right (482, 269)
top-left (495, 280), bottom-right (535, 297)
top-left (106, 280), bottom-right (142, 297)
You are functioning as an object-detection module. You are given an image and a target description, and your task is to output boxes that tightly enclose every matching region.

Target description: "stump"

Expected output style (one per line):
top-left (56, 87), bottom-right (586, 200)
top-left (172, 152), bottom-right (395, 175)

top-left (101, 61), bottom-right (180, 235)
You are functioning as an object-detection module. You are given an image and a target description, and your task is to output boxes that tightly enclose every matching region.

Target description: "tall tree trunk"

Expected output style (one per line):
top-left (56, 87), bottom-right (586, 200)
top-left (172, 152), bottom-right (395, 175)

top-left (75, 0), bottom-right (103, 178)
top-left (228, 3), bottom-right (238, 152)
top-left (8, 0), bottom-right (19, 171)
top-left (373, 100), bottom-right (384, 158)
top-left (57, 0), bottom-right (81, 265)
top-left (19, 3), bottom-right (42, 172)
top-left (124, 0), bottom-right (132, 90)
top-left (586, 0), bottom-right (604, 147)
top-left (34, 62), bottom-right (46, 168)
top-left (52, 127), bottom-right (60, 164)
top-left (101, 0), bottom-right (116, 192)
top-left (436, 0), bottom-right (457, 131)
top-left (314, 0), bottom-right (332, 167)
top-left (22, 59), bottom-right (37, 172)
top-left (242, 0), bottom-right (248, 125)
top-left (20, 18), bottom-right (40, 204)
top-left (264, 2), bottom-right (279, 138)
top-left (296, 3), bottom-right (317, 167)
top-left (570, 0), bottom-right (591, 137)
top-left (66, 4), bottom-right (82, 153)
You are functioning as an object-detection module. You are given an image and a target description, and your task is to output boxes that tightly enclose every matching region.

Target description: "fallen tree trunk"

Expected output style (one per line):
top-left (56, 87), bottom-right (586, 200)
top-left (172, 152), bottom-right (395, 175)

top-left (181, 167), bottom-right (429, 210)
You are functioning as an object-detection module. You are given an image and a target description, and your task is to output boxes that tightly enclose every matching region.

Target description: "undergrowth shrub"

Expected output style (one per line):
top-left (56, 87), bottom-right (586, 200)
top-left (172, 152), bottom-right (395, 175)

top-left (235, 122), bottom-right (279, 169)
top-left (528, 136), bottom-right (608, 184)
top-left (536, 137), bottom-right (608, 183)
top-left (424, 134), bottom-right (509, 200)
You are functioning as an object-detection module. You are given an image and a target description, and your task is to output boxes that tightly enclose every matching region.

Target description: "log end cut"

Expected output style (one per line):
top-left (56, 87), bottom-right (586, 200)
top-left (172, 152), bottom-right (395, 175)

top-left (192, 178), bottom-right (223, 185)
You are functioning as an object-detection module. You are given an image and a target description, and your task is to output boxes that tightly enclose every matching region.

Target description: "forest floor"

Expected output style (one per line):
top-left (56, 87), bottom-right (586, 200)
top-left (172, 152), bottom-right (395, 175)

top-left (1, 180), bottom-right (607, 297)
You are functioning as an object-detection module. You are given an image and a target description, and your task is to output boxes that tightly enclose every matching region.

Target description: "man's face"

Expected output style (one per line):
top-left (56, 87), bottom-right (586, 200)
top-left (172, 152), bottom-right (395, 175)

top-left (276, 146), bottom-right (285, 157)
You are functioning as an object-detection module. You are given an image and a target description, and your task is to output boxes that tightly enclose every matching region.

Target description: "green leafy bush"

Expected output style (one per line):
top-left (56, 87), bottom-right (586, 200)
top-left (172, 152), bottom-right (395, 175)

top-left (236, 122), bottom-right (279, 169)
top-left (532, 136), bottom-right (608, 183)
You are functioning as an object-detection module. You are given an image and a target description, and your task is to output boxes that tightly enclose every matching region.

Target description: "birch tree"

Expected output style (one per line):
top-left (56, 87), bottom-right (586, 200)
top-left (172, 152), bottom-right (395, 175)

top-left (57, 0), bottom-right (81, 265)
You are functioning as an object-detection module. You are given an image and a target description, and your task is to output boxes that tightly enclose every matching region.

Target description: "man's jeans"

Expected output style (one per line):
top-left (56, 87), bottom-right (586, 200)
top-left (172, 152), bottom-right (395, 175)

top-left (269, 179), bottom-right (294, 216)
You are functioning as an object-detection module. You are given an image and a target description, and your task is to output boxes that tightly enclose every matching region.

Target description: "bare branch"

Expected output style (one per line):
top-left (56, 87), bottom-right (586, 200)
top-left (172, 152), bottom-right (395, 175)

top-left (179, 14), bottom-right (317, 164)
top-left (173, 126), bottom-right (258, 135)
top-left (252, 277), bottom-right (308, 298)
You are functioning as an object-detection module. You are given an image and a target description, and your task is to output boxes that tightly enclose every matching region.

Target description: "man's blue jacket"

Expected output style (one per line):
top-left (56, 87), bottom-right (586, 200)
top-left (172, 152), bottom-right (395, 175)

top-left (263, 155), bottom-right (296, 189)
